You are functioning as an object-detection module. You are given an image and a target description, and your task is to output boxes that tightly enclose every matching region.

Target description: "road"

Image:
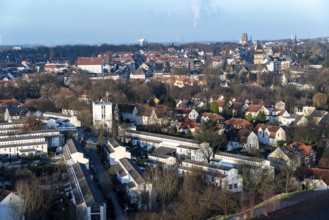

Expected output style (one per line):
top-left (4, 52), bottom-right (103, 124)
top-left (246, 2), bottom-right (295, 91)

top-left (89, 148), bottom-right (126, 220)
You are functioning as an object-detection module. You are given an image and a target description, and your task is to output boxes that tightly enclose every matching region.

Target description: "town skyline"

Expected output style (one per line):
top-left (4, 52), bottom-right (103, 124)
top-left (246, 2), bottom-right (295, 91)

top-left (0, 0), bottom-right (328, 45)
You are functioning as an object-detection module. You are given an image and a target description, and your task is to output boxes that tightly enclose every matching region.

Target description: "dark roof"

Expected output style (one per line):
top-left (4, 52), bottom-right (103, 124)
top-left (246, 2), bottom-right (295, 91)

top-left (119, 158), bottom-right (145, 185)
top-left (117, 104), bottom-right (136, 114)
top-left (70, 163), bottom-right (105, 206)
top-left (154, 146), bottom-right (176, 155)
top-left (66, 139), bottom-right (83, 155)
top-left (0, 189), bottom-right (11, 202)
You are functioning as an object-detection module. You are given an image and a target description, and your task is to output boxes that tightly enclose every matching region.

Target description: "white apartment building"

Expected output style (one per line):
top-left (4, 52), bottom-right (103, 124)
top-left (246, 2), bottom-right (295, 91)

top-left (178, 159), bottom-right (243, 192)
top-left (0, 135), bottom-right (47, 157)
top-left (92, 101), bottom-right (113, 133)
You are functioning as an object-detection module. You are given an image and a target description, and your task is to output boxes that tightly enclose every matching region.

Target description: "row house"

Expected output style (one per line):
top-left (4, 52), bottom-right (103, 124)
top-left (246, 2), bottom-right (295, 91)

top-left (123, 129), bottom-right (208, 160)
top-left (0, 129), bottom-right (63, 148)
top-left (67, 163), bottom-right (107, 220)
top-left (148, 146), bottom-right (177, 166)
top-left (178, 159), bottom-right (243, 192)
top-left (255, 124), bottom-right (286, 146)
top-left (214, 152), bottom-right (273, 171)
top-left (0, 135), bottom-right (47, 157)
top-left (103, 138), bottom-right (131, 166)
top-left (63, 139), bottom-right (89, 169)
top-left (116, 158), bottom-right (152, 209)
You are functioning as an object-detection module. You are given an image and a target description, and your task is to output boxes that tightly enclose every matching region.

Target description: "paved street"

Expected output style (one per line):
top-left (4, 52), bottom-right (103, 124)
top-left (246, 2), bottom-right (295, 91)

top-left (89, 148), bottom-right (126, 220)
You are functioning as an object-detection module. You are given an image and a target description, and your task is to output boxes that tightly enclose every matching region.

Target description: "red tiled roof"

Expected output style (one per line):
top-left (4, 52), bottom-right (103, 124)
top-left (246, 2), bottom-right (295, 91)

top-left (246, 104), bottom-right (263, 112)
top-left (77, 57), bottom-right (102, 65)
top-left (225, 118), bottom-right (253, 130)
top-left (0, 98), bottom-right (17, 104)
top-left (289, 142), bottom-right (312, 157)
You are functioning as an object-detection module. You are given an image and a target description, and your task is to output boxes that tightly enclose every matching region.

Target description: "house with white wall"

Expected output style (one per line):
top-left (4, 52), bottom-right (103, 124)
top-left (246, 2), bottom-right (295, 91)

top-left (63, 139), bottom-right (89, 169)
top-left (178, 159), bottom-right (243, 192)
top-left (116, 158), bottom-right (152, 209)
top-left (68, 163), bottom-right (106, 220)
top-left (103, 138), bottom-right (131, 165)
top-left (255, 124), bottom-right (286, 146)
top-left (77, 57), bottom-right (104, 74)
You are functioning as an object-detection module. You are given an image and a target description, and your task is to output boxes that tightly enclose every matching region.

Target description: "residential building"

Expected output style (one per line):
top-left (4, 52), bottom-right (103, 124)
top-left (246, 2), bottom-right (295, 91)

top-left (0, 129), bottom-right (63, 149)
top-left (0, 135), bottom-right (47, 157)
top-left (245, 105), bottom-right (269, 121)
top-left (255, 124), bottom-right (286, 146)
top-left (178, 159), bottom-right (243, 192)
top-left (63, 139), bottom-right (89, 169)
top-left (92, 101), bottom-right (113, 133)
top-left (43, 111), bottom-right (82, 127)
top-left (116, 158), bottom-right (152, 209)
top-left (114, 104), bottom-right (138, 123)
top-left (77, 57), bottom-right (104, 74)
top-left (67, 163), bottom-right (106, 220)
top-left (135, 105), bottom-right (171, 127)
top-left (214, 152), bottom-right (273, 171)
top-left (227, 129), bottom-right (259, 151)
top-left (0, 190), bottom-right (24, 220)
top-left (224, 118), bottom-right (253, 130)
top-left (148, 146), bottom-right (177, 165)
top-left (103, 138), bottom-right (131, 165)
top-left (175, 107), bottom-right (199, 121)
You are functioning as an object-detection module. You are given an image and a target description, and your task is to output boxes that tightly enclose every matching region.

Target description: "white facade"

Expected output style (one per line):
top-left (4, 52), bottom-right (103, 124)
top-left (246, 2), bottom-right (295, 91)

top-left (148, 153), bottom-right (176, 165)
top-left (0, 136), bottom-right (47, 157)
top-left (93, 101), bottom-right (113, 133)
top-left (178, 159), bottom-right (243, 192)
top-left (0, 191), bottom-right (24, 220)
top-left (78, 65), bottom-right (102, 74)
top-left (104, 138), bottom-right (131, 165)
top-left (257, 126), bottom-right (286, 146)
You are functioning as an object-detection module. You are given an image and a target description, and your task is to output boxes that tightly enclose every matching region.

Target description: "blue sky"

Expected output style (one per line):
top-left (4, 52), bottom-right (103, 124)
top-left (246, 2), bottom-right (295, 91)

top-left (0, 0), bottom-right (328, 45)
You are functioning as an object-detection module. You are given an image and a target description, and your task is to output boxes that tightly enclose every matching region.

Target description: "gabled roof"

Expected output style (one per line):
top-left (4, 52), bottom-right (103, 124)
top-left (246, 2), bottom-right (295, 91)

top-left (289, 142), bottom-right (312, 157)
top-left (77, 57), bottom-right (103, 65)
top-left (200, 112), bottom-right (224, 121)
top-left (0, 98), bottom-right (17, 104)
top-left (225, 118), bottom-right (253, 130)
top-left (119, 158), bottom-right (145, 185)
top-left (246, 104), bottom-right (264, 113)
top-left (117, 104), bottom-right (136, 114)
top-left (232, 102), bottom-right (244, 110)
top-left (70, 163), bottom-right (105, 206)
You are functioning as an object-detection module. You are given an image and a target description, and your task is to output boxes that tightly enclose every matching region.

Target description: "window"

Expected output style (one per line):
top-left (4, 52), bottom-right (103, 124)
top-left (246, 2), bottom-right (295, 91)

top-left (229, 184), bottom-right (233, 189)
top-left (234, 184), bottom-right (238, 189)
